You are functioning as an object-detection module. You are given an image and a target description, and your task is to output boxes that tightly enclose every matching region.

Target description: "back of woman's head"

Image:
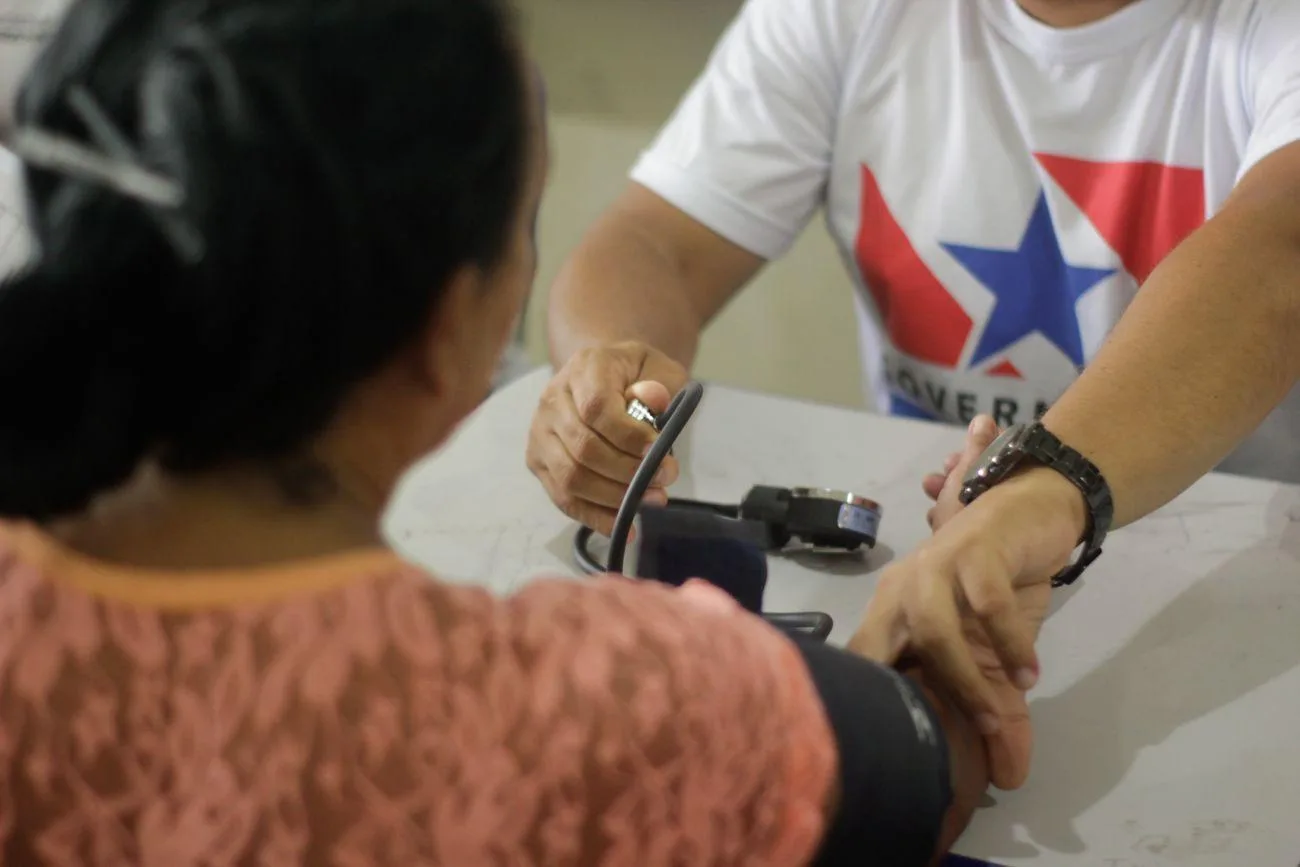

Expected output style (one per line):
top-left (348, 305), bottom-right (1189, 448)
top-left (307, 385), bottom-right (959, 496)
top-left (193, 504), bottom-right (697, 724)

top-left (0, 0), bottom-right (528, 520)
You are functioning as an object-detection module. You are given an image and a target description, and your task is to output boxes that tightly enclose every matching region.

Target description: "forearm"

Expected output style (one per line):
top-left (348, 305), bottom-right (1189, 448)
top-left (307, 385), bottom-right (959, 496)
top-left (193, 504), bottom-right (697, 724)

top-left (906, 673), bottom-right (990, 861)
top-left (791, 637), bottom-right (982, 865)
top-left (1042, 195), bottom-right (1300, 527)
top-left (547, 218), bottom-right (707, 370)
top-left (810, 681), bottom-right (985, 867)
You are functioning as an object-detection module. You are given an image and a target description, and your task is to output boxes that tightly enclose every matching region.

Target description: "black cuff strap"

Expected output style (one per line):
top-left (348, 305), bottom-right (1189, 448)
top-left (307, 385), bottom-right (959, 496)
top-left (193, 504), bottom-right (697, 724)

top-left (790, 636), bottom-right (953, 867)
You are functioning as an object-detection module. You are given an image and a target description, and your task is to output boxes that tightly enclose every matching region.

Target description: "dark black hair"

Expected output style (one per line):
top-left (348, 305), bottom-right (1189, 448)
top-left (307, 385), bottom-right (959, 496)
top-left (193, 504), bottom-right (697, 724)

top-left (0, 0), bottom-right (529, 519)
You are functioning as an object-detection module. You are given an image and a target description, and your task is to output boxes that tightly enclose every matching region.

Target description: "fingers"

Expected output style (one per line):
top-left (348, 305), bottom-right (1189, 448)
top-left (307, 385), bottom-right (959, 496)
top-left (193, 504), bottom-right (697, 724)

top-left (527, 421), bottom-right (617, 535)
top-left (983, 694), bottom-right (1034, 791)
top-left (905, 565), bottom-right (1006, 736)
top-left (547, 369), bottom-right (682, 482)
top-left (527, 345), bottom-right (684, 535)
top-left (677, 579), bottom-right (742, 615)
top-left (535, 467), bottom-right (618, 536)
top-left (846, 569), bottom-right (909, 664)
top-left (944, 451), bottom-right (962, 474)
top-left (529, 430), bottom-right (668, 532)
top-left (925, 503), bottom-right (941, 531)
top-left (945, 416), bottom-right (998, 492)
top-left (557, 386), bottom-right (661, 480)
top-left (922, 452), bottom-right (961, 502)
top-left (551, 431), bottom-right (668, 509)
top-left (568, 361), bottom-right (665, 459)
top-left (626, 379), bottom-right (672, 414)
top-left (959, 555), bottom-right (1040, 690)
top-left (927, 417), bottom-right (1002, 529)
top-left (922, 439), bottom-right (976, 503)
top-left (857, 567), bottom-right (1039, 788)
top-left (964, 415), bottom-right (999, 459)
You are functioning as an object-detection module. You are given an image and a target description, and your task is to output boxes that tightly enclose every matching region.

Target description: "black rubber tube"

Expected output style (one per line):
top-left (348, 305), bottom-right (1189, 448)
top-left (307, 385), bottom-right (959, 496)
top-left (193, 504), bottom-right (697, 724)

top-left (605, 382), bottom-right (703, 573)
top-left (571, 382), bottom-right (835, 643)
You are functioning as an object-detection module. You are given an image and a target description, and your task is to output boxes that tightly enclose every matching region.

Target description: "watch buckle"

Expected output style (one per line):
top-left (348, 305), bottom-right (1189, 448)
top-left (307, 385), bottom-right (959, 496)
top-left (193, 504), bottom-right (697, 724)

top-left (1051, 545), bottom-right (1102, 587)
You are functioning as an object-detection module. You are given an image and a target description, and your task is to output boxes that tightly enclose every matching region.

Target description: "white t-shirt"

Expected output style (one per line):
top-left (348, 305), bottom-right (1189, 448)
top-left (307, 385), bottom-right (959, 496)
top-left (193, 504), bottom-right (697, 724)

top-left (630, 0), bottom-right (1300, 483)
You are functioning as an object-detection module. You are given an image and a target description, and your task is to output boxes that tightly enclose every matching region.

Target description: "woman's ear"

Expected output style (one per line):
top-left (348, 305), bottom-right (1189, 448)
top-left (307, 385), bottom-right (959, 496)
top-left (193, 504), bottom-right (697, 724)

top-left (413, 264), bottom-right (488, 402)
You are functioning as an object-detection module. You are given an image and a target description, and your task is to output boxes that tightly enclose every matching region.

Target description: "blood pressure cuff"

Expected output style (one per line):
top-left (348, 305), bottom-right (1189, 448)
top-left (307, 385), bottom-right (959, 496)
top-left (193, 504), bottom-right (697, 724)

top-left (789, 635), bottom-right (953, 867)
top-left (633, 504), bottom-right (769, 612)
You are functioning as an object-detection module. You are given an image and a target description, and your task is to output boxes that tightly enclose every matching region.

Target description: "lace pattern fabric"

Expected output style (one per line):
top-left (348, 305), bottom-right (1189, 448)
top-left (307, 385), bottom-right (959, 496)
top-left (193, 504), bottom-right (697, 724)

top-left (0, 537), bottom-right (836, 866)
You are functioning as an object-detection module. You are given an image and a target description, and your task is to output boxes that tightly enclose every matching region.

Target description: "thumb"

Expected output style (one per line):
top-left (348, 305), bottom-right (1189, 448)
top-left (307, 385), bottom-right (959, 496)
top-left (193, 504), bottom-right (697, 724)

top-left (984, 707), bottom-right (1034, 791)
top-left (677, 578), bottom-right (741, 615)
top-left (626, 380), bottom-right (673, 415)
top-left (929, 416), bottom-right (1003, 531)
top-left (953, 415), bottom-right (999, 477)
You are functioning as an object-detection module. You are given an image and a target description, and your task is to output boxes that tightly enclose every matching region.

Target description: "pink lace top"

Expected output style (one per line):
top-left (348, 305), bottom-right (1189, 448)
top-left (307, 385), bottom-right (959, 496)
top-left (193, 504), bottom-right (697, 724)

top-left (0, 522), bottom-right (837, 866)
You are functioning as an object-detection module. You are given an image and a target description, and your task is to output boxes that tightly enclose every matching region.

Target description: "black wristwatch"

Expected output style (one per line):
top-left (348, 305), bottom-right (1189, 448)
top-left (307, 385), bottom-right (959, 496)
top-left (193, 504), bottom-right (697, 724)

top-left (958, 421), bottom-right (1113, 587)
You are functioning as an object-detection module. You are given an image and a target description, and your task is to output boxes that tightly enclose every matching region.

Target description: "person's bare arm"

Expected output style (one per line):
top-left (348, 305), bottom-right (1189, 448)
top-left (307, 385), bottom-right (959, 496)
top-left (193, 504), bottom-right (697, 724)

top-left (813, 668), bottom-right (991, 865)
top-left (530, 185), bottom-right (768, 533)
top-left (531, 0), bottom-right (851, 532)
top-left (1040, 142), bottom-right (1300, 528)
top-left (917, 677), bottom-right (990, 861)
top-left (546, 182), bottom-right (765, 370)
top-left (855, 145), bottom-right (1300, 752)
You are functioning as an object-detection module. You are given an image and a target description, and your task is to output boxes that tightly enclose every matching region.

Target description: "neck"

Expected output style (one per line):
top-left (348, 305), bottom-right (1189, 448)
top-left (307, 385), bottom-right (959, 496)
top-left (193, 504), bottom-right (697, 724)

top-left (48, 382), bottom-right (459, 572)
top-left (1016, 0), bottom-right (1138, 28)
top-left (54, 458), bottom-right (389, 571)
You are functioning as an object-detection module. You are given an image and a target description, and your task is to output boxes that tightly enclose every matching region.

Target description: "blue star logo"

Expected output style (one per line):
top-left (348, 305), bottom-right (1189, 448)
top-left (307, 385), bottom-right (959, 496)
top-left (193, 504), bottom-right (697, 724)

top-left (941, 192), bottom-right (1113, 369)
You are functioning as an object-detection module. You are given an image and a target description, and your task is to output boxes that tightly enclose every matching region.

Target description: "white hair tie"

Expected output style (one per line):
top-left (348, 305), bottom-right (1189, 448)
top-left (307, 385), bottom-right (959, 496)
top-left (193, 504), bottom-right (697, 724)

top-left (9, 84), bottom-right (203, 263)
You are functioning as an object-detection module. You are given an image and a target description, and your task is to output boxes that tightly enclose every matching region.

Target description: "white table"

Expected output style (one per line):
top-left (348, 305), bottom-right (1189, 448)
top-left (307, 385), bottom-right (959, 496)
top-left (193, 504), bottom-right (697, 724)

top-left (384, 368), bottom-right (1300, 867)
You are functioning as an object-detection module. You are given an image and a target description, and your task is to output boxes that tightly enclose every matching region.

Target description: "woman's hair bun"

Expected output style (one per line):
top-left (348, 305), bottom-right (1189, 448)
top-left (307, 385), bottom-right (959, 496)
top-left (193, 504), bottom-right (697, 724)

top-left (0, 0), bottom-right (528, 519)
top-left (0, 258), bottom-right (163, 518)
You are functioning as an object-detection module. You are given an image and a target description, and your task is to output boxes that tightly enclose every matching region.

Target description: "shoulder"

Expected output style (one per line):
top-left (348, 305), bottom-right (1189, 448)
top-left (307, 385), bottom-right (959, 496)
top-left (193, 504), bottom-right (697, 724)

top-left (490, 575), bottom-right (828, 745)
top-left (0, 552), bottom-right (837, 864)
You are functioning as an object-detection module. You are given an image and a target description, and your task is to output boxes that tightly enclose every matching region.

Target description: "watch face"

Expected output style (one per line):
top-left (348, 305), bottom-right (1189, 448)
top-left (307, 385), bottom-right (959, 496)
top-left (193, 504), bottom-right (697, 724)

top-left (963, 422), bottom-right (1028, 488)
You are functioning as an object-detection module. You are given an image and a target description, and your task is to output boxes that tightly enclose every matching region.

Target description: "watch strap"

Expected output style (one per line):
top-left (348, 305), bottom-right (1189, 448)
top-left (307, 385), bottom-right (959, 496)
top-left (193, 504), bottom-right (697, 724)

top-left (1019, 424), bottom-right (1113, 586)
